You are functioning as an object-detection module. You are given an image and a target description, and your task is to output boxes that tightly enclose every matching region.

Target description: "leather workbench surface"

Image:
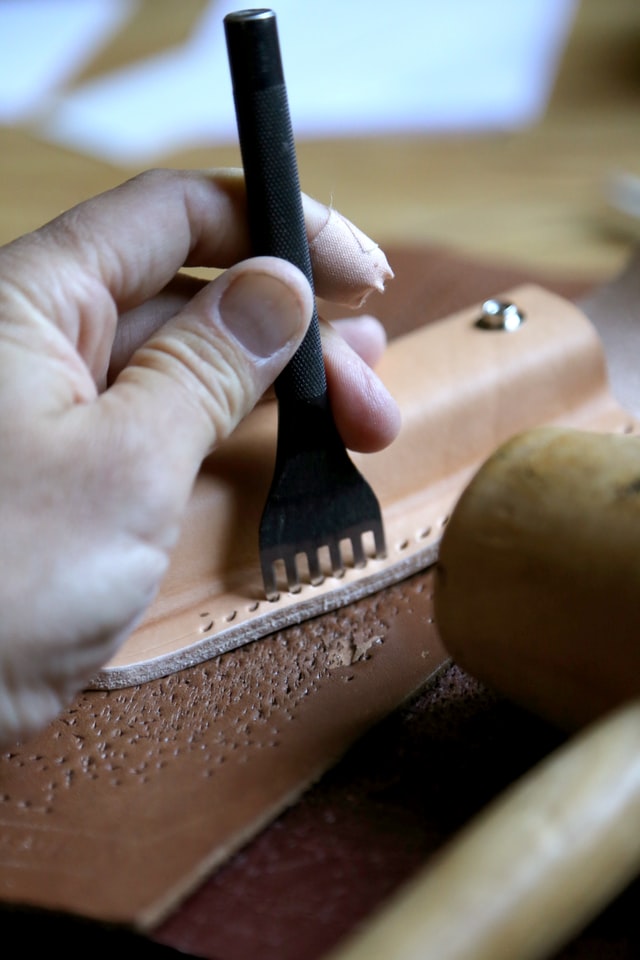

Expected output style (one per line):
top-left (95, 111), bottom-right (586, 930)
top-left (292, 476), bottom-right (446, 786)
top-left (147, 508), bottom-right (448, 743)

top-left (1, 245), bottom-right (638, 959)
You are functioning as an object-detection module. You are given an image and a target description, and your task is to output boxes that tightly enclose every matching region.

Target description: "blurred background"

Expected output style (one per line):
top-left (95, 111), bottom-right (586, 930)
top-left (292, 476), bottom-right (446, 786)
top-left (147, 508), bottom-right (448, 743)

top-left (1, 0), bottom-right (639, 283)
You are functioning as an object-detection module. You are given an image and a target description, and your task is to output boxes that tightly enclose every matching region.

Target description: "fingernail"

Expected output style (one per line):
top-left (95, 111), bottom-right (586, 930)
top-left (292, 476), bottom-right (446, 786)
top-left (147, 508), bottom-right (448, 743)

top-left (219, 270), bottom-right (308, 358)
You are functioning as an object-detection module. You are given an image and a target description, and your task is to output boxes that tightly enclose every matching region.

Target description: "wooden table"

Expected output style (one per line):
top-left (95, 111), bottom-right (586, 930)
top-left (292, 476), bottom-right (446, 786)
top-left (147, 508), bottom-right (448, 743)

top-left (1, 0), bottom-right (639, 283)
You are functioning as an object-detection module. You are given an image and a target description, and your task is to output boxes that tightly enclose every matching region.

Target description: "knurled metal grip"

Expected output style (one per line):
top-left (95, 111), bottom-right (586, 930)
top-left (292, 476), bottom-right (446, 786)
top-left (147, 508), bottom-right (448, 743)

top-left (224, 9), bottom-right (326, 403)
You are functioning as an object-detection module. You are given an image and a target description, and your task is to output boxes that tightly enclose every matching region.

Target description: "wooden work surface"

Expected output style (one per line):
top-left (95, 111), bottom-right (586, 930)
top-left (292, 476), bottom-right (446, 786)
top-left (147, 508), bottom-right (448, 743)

top-left (0, 0), bottom-right (639, 282)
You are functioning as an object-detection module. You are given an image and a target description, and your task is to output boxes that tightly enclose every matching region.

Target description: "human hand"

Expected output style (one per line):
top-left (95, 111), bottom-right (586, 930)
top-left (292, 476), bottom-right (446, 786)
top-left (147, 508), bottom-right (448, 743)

top-left (0, 168), bottom-right (399, 745)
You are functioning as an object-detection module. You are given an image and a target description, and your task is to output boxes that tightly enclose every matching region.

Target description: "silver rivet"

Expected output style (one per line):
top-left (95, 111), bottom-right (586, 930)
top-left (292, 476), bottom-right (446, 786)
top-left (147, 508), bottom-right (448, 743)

top-left (476, 299), bottom-right (526, 331)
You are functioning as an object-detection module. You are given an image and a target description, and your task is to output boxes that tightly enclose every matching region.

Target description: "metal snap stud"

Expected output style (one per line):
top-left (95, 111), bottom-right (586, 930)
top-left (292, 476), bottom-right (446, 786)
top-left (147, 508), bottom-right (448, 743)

top-left (475, 299), bottom-right (526, 331)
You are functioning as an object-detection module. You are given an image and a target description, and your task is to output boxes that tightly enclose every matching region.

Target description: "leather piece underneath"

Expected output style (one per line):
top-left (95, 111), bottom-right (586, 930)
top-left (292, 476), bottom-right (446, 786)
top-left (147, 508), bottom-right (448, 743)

top-left (0, 571), bottom-right (447, 926)
top-left (4, 246), bottom-right (636, 959)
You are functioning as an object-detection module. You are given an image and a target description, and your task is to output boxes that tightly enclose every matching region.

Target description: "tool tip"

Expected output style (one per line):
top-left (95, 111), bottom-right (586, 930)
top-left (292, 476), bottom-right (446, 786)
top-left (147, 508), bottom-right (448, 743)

top-left (224, 8), bottom-right (283, 91)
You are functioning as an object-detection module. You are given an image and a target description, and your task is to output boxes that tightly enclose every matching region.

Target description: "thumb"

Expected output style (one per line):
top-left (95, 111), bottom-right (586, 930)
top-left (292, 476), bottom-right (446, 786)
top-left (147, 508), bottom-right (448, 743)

top-left (111, 256), bottom-right (313, 466)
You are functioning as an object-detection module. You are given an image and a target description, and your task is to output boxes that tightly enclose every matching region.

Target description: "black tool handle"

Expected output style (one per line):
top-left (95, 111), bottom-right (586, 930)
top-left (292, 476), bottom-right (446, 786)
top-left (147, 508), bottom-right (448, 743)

top-left (224, 9), bottom-right (326, 404)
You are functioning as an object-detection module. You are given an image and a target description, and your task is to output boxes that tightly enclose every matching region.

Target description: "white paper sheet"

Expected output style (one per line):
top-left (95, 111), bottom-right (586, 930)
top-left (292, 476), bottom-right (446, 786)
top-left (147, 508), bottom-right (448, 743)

top-left (0, 0), bottom-right (136, 123)
top-left (3, 0), bottom-right (578, 165)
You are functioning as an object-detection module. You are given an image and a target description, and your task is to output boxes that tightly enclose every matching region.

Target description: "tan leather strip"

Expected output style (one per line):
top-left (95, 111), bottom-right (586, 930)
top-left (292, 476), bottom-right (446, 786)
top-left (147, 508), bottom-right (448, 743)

top-left (94, 284), bottom-right (635, 689)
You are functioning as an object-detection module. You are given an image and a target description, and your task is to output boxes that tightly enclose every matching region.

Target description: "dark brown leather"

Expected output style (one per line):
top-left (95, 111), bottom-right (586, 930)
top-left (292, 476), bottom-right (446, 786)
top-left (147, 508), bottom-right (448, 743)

top-left (2, 246), bottom-right (636, 960)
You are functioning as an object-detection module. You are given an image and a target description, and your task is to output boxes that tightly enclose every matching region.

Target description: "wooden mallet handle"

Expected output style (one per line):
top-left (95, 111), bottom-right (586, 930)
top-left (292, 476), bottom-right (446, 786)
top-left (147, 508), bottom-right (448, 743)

top-left (327, 697), bottom-right (640, 960)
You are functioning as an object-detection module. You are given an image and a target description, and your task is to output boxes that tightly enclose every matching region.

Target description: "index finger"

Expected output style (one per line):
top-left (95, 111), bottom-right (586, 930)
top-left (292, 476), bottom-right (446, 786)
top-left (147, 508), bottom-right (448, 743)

top-left (1, 168), bottom-right (392, 333)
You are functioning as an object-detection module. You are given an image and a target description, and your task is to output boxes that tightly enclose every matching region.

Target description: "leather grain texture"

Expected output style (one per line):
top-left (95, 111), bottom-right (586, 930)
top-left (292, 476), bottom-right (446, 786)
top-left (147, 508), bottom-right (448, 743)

top-left (2, 245), bottom-right (637, 959)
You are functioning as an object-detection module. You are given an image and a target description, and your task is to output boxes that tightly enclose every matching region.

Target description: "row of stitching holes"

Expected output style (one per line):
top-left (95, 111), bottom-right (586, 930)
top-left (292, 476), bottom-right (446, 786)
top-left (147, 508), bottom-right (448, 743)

top-left (396, 515), bottom-right (449, 552)
top-left (197, 517), bottom-right (450, 629)
top-left (198, 603), bottom-right (259, 632)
